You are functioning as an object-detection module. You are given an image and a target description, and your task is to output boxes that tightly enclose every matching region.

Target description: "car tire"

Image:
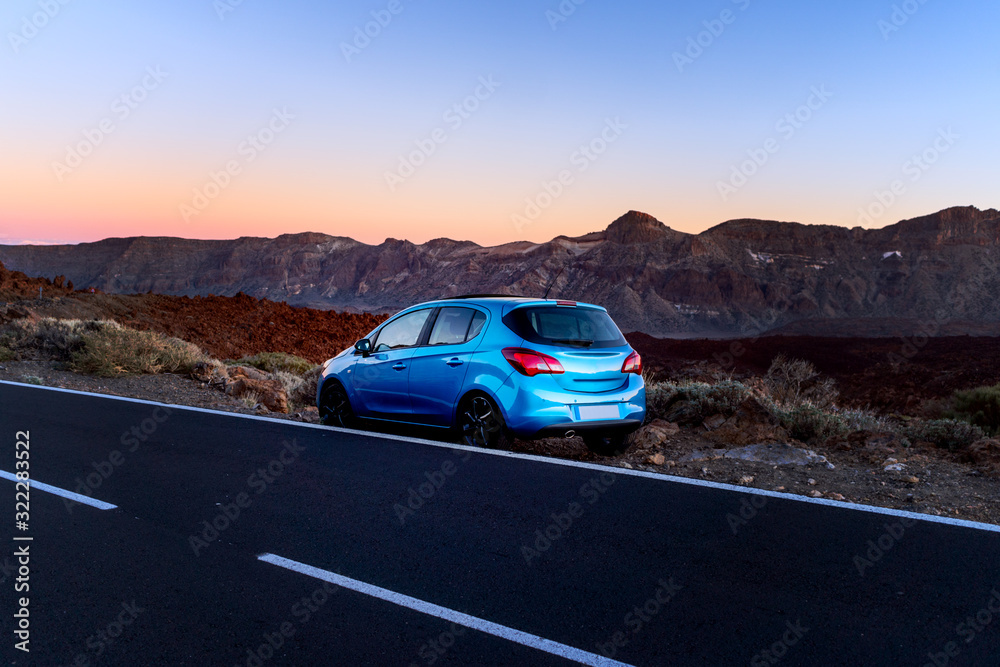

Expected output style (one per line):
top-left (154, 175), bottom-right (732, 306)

top-left (457, 394), bottom-right (512, 449)
top-left (319, 380), bottom-right (356, 428)
top-left (583, 430), bottom-right (636, 457)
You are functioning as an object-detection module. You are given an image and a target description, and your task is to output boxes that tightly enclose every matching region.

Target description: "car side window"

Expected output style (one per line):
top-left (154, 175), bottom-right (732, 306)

top-left (428, 307), bottom-right (477, 346)
top-left (467, 310), bottom-right (486, 340)
top-left (372, 309), bottom-right (432, 352)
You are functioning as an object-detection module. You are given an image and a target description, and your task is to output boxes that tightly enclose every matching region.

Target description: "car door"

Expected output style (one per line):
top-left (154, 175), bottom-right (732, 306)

top-left (407, 306), bottom-right (488, 426)
top-left (351, 308), bottom-right (433, 417)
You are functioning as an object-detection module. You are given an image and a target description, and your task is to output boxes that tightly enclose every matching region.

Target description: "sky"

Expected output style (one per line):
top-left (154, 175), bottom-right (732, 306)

top-left (1, 0), bottom-right (997, 247)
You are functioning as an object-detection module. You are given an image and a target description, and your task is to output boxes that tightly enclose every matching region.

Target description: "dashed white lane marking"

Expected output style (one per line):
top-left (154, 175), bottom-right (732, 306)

top-left (0, 469), bottom-right (117, 510)
top-left (4, 381), bottom-right (1000, 534)
top-left (258, 552), bottom-right (634, 667)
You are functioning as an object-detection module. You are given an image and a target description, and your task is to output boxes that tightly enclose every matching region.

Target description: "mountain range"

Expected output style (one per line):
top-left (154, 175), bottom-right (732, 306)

top-left (2, 206), bottom-right (999, 338)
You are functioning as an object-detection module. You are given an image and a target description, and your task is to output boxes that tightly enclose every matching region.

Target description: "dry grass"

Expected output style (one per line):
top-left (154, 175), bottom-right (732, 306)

top-left (238, 390), bottom-right (264, 409)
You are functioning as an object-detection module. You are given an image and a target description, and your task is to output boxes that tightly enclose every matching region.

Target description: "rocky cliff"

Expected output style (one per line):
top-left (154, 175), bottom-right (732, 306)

top-left (3, 206), bottom-right (999, 337)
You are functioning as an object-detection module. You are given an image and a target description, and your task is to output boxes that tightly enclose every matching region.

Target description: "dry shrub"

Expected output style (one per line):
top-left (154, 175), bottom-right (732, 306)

top-left (763, 354), bottom-right (839, 409)
top-left (233, 352), bottom-right (316, 376)
top-left (69, 325), bottom-right (208, 377)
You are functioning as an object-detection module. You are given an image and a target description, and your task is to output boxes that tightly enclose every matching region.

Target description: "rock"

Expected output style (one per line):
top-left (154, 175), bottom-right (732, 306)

top-left (647, 453), bottom-right (666, 466)
top-left (964, 438), bottom-right (1000, 474)
top-left (664, 401), bottom-right (701, 426)
top-left (702, 414), bottom-right (726, 431)
top-left (775, 486), bottom-right (786, 492)
top-left (705, 397), bottom-right (788, 446)
top-left (827, 493), bottom-right (846, 501)
top-left (679, 449), bottom-right (725, 463)
top-left (226, 375), bottom-right (289, 414)
top-left (903, 476), bottom-right (920, 484)
top-left (709, 443), bottom-right (834, 469)
top-left (883, 463), bottom-right (906, 472)
top-left (665, 460), bottom-right (677, 468)
top-left (191, 360), bottom-right (229, 385)
top-left (228, 365), bottom-right (271, 382)
top-left (809, 490), bottom-right (823, 498)
top-left (737, 475), bottom-right (754, 486)
top-left (635, 420), bottom-right (680, 448)
top-left (807, 478), bottom-right (817, 486)
top-left (292, 409), bottom-right (321, 424)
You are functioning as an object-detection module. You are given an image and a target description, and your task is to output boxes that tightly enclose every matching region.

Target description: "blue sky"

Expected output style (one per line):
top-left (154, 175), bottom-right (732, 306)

top-left (1, 0), bottom-right (997, 245)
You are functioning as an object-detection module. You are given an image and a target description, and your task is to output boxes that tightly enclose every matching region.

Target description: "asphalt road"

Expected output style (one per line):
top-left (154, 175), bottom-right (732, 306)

top-left (1, 380), bottom-right (999, 666)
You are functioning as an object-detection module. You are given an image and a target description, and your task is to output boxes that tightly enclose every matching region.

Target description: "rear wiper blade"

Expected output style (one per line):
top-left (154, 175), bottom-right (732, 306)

top-left (551, 338), bottom-right (594, 347)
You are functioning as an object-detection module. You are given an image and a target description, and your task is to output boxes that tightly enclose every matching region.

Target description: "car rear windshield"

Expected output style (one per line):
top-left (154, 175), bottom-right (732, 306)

top-left (502, 306), bottom-right (626, 348)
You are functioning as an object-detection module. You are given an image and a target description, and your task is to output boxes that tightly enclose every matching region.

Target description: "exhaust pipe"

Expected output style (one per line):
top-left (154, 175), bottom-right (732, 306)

top-left (565, 430), bottom-right (575, 438)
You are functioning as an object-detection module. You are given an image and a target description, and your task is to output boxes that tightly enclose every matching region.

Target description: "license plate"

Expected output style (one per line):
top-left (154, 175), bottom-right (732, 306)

top-left (578, 404), bottom-right (619, 420)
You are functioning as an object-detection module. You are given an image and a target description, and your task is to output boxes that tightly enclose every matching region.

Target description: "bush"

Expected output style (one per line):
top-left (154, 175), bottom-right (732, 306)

top-left (0, 345), bottom-right (15, 362)
top-left (901, 419), bottom-right (985, 451)
top-left (644, 382), bottom-right (679, 421)
top-left (69, 326), bottom-right (208, 377)
top-left (777, 404), bottom-right (849, 442)
top-left (763, 354), bottom-right (839, 409)
top-left (949, 384), bottom-right (1000, 436)
top-left (273, 370), bottom-right (306, 401)
top-left (231, 352), bottom-right (316, 376)
top-left (649, 379), bottom-right (756, 424)
top-left (290, 366), bottom-right (322, 409)
top-left (0, 318), bottom-right (125, 361)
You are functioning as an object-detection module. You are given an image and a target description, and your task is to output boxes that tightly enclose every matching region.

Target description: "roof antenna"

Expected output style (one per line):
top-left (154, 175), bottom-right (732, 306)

top-left (542, 266), bottom-right (564, 300)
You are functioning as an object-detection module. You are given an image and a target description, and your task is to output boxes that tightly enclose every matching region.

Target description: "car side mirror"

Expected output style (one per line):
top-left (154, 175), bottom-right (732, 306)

top-left (354, 338), bottom-right (372, 357)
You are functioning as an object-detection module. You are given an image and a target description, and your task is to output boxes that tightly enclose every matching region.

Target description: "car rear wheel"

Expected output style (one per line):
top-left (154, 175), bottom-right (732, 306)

top-left (458, 395), bottom-right (511, 449)
top-left (319, 381), bottom-right (356, 428)
top-left (583, 430), bottom-right (636, 457)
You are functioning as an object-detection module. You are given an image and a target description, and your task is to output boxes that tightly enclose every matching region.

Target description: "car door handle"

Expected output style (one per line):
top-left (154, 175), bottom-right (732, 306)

top-left (392, 363), bottom-right (407, 371)
top-left (446, 358), bottom-right (464, 367)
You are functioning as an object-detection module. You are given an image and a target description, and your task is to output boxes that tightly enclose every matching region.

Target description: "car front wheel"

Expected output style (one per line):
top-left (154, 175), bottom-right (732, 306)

top-left (583, 430), bottom-right (636, 457)
top-left (458, 395), bottom-right (511, 449)
top-left (319, 381), bottom-right (356, 428)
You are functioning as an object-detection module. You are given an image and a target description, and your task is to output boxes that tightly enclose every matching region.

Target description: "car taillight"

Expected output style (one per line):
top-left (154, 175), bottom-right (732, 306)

top-left (622, 350), bottom-right (642, 375)
top-left (502, 348), bottom-right (565, 376)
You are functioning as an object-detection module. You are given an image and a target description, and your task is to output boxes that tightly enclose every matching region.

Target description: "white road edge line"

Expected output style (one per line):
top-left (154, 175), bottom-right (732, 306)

top-left (258, 552), bottom-right (634, 667)
top-left (4, 380), bottom-right (1000, 534)
top-left (0, 469), bottom-right (117, 510)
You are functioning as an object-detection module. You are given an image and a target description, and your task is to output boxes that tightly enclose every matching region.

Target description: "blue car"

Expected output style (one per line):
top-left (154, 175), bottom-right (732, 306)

top-left (316, 296), bottom-right (646, 456)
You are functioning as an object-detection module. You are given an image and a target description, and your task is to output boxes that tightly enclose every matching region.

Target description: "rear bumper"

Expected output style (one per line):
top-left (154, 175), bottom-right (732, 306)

top-left (497, 374), bottom-right (646, 440)
top-left (529, 419), bottom-right (644, 439)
